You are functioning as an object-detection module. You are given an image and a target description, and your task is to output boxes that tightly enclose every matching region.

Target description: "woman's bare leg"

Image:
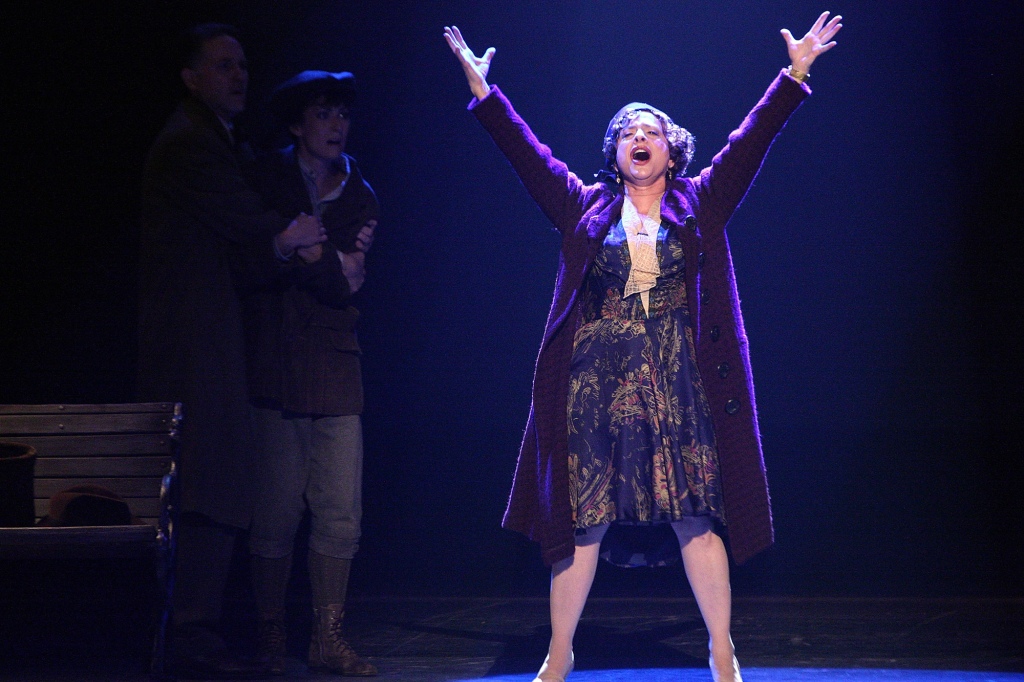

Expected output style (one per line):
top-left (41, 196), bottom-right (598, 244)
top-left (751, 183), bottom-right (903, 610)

top-left (538, 525), bottom-right (608, 681)
top-left (673, 521), bottom-right (741, 681)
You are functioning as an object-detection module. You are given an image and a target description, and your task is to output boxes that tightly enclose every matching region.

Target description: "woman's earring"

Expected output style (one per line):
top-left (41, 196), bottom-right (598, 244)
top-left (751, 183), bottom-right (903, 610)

top-left (666, 167), bottom-right (675, 181)
top-left (615, 171), bottom-right (621, 185)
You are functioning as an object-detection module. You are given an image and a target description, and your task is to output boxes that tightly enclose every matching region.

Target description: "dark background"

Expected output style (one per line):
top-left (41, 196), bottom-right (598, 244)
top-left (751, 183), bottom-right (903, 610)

top-left (3, 1), bottom-right (1022, 600)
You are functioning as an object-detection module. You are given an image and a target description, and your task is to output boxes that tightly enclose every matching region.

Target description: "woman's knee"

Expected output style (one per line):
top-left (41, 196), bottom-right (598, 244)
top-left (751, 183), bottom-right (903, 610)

top-left (672, 516), bottom-right (714, 546)
top-left (575, 524), bottom-right (608, 547)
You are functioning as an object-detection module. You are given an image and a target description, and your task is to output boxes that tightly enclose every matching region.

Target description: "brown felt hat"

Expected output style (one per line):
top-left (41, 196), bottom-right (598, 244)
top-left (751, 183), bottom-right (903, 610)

top-left (36, 484), bottom-right (144, 527)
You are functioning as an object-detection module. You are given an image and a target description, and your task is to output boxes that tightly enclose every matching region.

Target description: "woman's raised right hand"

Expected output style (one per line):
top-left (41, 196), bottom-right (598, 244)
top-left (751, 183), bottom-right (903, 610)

top-left (443, 25), bottom-right (495, 101)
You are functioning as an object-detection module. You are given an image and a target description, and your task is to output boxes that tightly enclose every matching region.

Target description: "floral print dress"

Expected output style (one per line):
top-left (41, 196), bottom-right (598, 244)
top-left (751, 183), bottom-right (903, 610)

top-left (568, 219), bottom-right (724, 566)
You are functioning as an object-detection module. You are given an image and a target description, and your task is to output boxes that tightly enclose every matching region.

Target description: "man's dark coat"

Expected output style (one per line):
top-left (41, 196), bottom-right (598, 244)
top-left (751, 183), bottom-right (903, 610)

top-left (137, 97), bottom-right (333, 527)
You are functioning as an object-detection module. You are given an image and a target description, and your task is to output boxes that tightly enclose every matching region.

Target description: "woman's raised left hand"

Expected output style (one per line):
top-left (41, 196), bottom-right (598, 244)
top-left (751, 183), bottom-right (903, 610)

top-left (781, 11), bottom-right (842, 74)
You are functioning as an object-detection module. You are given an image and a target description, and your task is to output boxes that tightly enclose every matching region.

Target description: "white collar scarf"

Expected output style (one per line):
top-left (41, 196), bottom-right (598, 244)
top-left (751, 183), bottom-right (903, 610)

top-left (621, 194), bottom-right (663, 314)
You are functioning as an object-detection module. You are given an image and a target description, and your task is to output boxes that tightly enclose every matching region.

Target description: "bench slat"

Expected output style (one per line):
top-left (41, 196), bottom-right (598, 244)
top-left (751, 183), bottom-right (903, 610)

top-left (0, 403), bottom-right (176, 415)
top-left (0, 526), bottom-right (158, 559)
top-left (33, 456), bottom-right (172, 478)
top-left (0, 412), bottom-right (175, 436)
top-left (7, 434), bottom-right (175, 456)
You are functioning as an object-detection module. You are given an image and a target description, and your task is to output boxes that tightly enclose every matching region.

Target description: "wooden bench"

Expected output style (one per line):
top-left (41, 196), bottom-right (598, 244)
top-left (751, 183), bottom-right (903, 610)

top-left (0, 402), bottom-right (181, 678)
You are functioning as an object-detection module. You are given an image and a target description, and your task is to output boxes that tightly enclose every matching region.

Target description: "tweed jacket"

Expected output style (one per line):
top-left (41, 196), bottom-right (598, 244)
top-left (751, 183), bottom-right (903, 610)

top-left (137, 97), bottom-right (293, 528)
top-left (243, 146), bottom-right (379, 416)
top-left (470, 69), bottom-right (809, 566)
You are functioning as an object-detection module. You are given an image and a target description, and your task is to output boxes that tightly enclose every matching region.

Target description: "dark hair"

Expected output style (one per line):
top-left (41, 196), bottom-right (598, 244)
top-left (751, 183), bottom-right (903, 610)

top-left (177, 23), bottom-right (240, 70)
top-left (603, 106), bottom-right (696, 177)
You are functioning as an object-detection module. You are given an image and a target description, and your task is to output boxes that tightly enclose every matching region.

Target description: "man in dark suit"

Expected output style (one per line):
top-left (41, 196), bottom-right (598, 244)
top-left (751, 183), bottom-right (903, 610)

top-left (137, 24), bottom-right (335, 679)
top-left (241, 70), bottom-right (378, 676)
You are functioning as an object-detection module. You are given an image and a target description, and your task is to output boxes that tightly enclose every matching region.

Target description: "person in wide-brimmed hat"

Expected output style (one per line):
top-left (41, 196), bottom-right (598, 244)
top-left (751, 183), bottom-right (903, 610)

top-left (242, 68), bottom-right (379, 677)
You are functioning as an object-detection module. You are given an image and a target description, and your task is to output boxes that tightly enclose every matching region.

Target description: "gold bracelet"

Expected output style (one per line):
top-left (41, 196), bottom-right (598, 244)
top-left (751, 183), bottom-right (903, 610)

top-left (788, 65), bottom-right (810, 83)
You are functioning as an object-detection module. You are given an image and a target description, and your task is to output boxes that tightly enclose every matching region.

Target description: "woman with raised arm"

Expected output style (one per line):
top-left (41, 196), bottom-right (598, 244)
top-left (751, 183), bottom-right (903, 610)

top-left (444, 14), bottom-right (840, 682)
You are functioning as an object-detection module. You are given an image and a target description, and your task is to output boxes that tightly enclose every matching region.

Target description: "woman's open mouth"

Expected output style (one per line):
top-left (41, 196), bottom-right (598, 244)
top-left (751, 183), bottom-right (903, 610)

top-left (631, 148), bottom-right (650, 162)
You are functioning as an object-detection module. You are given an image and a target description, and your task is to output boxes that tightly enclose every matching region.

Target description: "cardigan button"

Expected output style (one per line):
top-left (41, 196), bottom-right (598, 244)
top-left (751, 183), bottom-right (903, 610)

top-left (684, 215), bottom-right (697, 232)
top-left (718, 362), bottom-right (730, 378)
top-left (725, 398), bottom-right (741, 415)
top-left (698, 252), bottom-right (706, 269)
top-left (710, 326), bottom-right (721, 342)
top-left (701, 290), bottom-right (710, 304)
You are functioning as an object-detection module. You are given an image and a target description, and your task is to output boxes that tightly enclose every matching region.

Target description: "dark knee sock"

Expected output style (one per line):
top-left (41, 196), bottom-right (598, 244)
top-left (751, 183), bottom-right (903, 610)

top-left (251, 554), bottom-right (293, 621)
top-left (308, 549), bottom-right (351, 609)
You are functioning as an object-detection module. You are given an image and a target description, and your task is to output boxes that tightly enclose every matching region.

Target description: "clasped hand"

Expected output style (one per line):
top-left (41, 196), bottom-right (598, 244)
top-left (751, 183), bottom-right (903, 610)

top-left (338, 220), bottom-right (376, 292)
top-left (276, 212), bottom-right (327, 261)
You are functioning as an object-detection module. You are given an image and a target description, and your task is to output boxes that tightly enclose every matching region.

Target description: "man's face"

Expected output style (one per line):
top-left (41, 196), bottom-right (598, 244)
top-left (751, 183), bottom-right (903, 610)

top-left (181, 35), bottom-right (248, 121)
top-left (291, 98), bottom-right (351, 164)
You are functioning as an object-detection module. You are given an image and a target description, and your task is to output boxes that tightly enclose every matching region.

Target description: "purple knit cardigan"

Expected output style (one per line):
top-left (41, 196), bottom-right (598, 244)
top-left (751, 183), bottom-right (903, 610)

top-left (471, 70), bottom-right (809, 566)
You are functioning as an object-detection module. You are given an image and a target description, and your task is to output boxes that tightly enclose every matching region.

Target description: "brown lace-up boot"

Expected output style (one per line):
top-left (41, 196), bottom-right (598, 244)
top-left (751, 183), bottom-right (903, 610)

top-left (308, 604), bottom-right (378, 676)
top-left (306, 551), bottom-right (377, 675)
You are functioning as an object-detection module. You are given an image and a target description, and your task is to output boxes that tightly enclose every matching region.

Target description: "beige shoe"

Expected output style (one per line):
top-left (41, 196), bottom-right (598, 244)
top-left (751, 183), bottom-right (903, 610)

top-left (708, 653), bottom-right (743, 682)
top-left (533, 650), bottom-right (574, 682)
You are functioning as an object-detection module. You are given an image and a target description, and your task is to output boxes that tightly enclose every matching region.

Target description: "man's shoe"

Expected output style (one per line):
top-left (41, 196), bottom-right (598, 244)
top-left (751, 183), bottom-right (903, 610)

top-left (175, 648), bottom-right (272, 680)
top-left (173, 623), bottom-right (271, 680)
top-left (256, 619), bottom-right (288, 676)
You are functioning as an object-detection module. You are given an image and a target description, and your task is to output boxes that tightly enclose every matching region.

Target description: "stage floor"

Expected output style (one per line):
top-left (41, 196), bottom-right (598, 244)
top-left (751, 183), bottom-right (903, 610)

top-left (1, 596), bottom-right (1021, 681)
